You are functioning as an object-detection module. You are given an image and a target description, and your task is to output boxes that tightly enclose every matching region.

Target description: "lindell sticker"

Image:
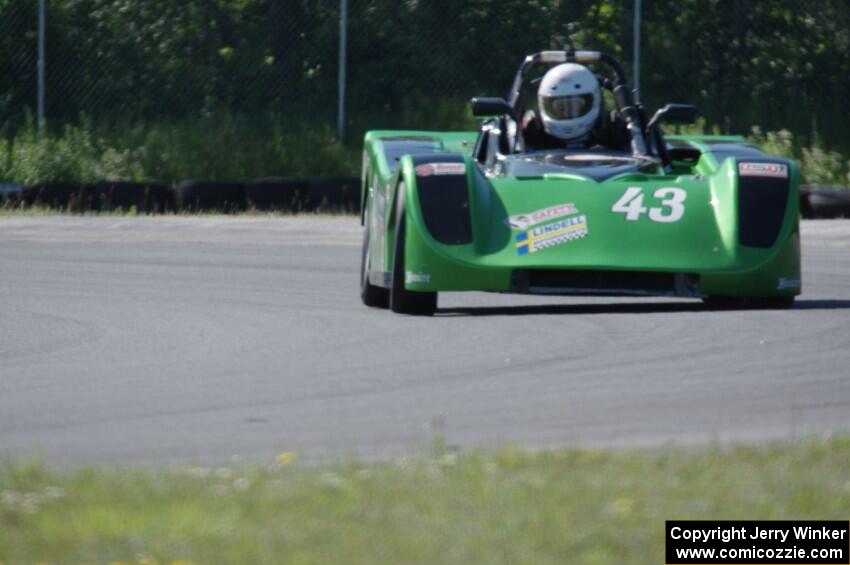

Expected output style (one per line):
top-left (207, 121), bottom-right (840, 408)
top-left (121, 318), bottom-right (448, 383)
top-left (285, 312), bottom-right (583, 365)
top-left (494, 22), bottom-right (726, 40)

top-left (739, 162), bottom-right (788, 178)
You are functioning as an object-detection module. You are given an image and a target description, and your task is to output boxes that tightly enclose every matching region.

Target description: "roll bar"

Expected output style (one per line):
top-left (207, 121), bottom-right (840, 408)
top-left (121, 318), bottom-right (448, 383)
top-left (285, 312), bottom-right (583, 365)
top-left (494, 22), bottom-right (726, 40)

top-left (507, 50), bottom-right (648, 157)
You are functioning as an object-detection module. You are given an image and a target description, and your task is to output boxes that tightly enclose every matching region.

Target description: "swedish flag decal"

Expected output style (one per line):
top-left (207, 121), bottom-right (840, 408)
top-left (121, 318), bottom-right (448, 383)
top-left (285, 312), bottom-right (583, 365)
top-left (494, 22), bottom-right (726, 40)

top-left (516, 231), bottom-right (531, 255)
top-left (515, 215), bottom-right (588, 255)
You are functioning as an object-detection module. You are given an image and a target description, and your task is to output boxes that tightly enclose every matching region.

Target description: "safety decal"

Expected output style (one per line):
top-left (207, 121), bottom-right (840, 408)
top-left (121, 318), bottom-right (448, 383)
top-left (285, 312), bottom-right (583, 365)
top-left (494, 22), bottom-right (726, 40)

top-left (405, 271), bottom-right (431, 284)
top-left (415, 163), bottom-right (466, 177)
top-left (739, 162), bottom-right (788, 178)
top-left (506, 202), bottom-right (578, 230)
top-left (776, 277), bottom-right (801, 290)
top-left (516, 215), bottom-right (588, 255)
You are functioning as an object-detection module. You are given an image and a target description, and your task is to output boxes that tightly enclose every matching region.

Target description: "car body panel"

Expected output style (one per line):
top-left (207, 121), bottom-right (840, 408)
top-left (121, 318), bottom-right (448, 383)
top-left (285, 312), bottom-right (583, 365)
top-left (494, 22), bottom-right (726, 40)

top-left (361, 130), bottom-right (801, 300)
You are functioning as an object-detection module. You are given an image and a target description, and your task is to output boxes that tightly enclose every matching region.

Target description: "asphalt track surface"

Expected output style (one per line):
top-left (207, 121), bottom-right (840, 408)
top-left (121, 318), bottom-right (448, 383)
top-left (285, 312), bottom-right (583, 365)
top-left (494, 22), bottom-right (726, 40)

top-left (1, 216), bottom-right (849, 467)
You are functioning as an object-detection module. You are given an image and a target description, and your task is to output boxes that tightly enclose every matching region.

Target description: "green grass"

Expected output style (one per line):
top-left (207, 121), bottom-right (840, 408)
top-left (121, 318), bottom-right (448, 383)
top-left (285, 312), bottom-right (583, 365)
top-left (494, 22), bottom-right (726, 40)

top-left (0, 109), bottom-right (848, 187)
top-left (0, 112), bottom-right (361, 185)
top-left (2, 437), bottom-right (849, 564)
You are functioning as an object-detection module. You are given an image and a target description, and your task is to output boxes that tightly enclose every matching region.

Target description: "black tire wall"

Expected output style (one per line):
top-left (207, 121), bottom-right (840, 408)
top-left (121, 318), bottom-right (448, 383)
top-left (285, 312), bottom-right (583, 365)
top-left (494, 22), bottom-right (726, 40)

top-left (21, 183), bottom-right (90, 211)
top-left (88, 182), bottom-right (175, 213)
top-left (308, 177), bottom-right (360, 212)
top-left (245, 178), bottom-right (309, 211)
top-left (175, 180), bottom-right (246, 212)
top-left (802, 187), bottom-right (850, 219)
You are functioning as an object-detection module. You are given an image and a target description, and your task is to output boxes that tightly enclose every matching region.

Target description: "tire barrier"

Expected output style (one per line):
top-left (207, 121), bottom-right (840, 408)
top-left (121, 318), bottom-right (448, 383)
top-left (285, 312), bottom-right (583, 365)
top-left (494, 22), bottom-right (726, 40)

top-left (799, 188), bottom-right (815, 219)
top-left (174, 180), bottom-right (246, 212)
top-left (245, 177), bottom-right (309, 212)
top-left (20, 183), bottom-right (89, 211)
top-left (0, 183), bottom-right (23, 205)
top-left (801, 187), bottom-right (850, 219)
top-left (88, 182), bottom-right (175, 213)
top-left (10, 178), bottom-right (361, 213)
top-left (18, 182), bottom-right (175, 212)
top-left (308, 176), bottom-right (360, 212)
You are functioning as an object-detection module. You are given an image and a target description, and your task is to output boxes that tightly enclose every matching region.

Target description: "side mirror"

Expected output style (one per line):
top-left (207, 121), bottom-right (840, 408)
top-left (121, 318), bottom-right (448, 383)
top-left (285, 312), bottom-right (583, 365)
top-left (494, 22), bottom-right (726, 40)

top-left (471, 97), bottom-right (516, 120)
top-left (647, 104), bottom-right (697, 130)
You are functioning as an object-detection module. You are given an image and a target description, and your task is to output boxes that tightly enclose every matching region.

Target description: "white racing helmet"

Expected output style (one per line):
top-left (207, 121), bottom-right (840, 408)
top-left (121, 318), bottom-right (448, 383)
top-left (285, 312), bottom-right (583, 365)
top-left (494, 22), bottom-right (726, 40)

top-left (538, 63), bottom-right (601, 141)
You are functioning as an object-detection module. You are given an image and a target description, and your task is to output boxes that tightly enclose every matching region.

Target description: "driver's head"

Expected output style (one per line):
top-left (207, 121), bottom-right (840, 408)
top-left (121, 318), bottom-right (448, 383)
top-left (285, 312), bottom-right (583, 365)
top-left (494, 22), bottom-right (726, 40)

top-left (538, 63), bottom-right (601, 141)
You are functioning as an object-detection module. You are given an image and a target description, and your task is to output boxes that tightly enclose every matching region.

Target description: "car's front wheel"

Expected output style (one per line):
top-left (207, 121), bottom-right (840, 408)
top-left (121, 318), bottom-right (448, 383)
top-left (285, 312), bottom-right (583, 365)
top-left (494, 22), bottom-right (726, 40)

top-left (390, 194), bottom-right (437, 316)
top-left (360, 222), bottom-right (389, 308)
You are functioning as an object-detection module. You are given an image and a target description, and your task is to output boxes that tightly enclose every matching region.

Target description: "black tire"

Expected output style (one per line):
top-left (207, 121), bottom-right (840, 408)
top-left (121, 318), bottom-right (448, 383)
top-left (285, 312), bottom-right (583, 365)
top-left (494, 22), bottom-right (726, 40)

top-left (390, 194), bottom-right (437, 316)
top-left (703, 295), bottom-right (795, 310)
top-left (0, 184), bottom-right (23, 207)
top-left (175, 180), bottom-right (246, 212)
top-left (360, 222), bottom-right (390, 308)
top-left (806, 187), bottom-right (850, 219)
top-left (308, 177), bottom-right (360, 212)
top-left (88, 182), bottom-right (175, 213)
top-left (21, 183), bottom-right (87, 211)
top-left (799, 188), bottom-right (815, 219)
top-left (23, 183), bottom-right (72, 210)
top-left (145, 183), bottom-right (178, 213)
top-left (245, 177), bottom-right (309, 212)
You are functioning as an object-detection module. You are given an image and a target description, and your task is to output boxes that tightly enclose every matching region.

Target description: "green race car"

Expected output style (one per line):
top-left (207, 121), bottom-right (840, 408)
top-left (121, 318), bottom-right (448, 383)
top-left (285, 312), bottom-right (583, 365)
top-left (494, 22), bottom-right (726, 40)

top-left (359, 50), bottom-right (801, 315)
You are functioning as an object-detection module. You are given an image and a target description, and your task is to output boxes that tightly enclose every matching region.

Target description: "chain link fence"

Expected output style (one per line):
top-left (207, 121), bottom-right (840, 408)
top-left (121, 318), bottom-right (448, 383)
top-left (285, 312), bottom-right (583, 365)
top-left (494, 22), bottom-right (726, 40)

top-left (1, 0), bottom-right (848, 148)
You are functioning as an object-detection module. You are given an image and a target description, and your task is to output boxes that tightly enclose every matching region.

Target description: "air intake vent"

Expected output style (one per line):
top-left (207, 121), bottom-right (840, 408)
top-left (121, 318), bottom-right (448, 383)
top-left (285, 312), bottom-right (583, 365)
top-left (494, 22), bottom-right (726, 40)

top-left (413, 154), bottom-right (472, 245)
top-left (511, 269), bottom-right (700, 297)
top-left (738, 162), bottom-right (790, 248)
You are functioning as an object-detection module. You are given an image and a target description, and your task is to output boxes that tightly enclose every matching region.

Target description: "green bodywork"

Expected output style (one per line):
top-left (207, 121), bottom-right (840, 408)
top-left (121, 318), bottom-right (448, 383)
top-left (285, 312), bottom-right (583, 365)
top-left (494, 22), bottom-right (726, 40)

top-left (361, 129), bottom-right (801, 300)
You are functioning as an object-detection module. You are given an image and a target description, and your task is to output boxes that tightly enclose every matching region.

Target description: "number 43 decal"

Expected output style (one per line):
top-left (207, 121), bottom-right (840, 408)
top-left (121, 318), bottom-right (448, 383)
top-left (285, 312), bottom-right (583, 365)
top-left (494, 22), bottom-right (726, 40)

top-left (611, 187), bottom-right (686, 223)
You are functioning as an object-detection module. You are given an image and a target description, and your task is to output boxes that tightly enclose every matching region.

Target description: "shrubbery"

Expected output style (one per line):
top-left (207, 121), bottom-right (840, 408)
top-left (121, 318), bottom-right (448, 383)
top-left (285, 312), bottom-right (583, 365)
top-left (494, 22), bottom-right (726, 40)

top-left (1, 111), bottom-right (847, 186)
top-left (748, 128), bottom-right (849, 186)
top-left (0, 112), bottom-right (359, 184)
top-left (1, 0), bottom-right (848, 184)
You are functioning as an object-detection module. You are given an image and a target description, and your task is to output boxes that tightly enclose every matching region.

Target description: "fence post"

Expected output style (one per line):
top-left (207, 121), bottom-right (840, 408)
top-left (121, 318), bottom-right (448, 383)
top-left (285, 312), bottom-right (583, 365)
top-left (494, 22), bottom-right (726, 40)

top-left (337, 0), bottom-right (348, 142)
top-left (37, 0), bottom-right (46, 129)
top-left (632, 0), bottom-right (641, 102)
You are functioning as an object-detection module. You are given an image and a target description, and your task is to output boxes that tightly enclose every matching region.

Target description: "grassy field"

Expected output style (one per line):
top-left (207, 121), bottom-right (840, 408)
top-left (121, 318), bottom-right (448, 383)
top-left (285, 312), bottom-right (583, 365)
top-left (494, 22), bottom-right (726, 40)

top-left (1, 437), bottom-right (848, 564)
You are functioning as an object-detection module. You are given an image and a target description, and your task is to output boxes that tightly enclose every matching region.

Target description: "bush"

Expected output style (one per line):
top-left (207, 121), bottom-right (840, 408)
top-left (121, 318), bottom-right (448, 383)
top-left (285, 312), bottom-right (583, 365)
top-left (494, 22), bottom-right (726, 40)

top-left (1, 112), bottom-right (848, 188)
top-left (750, 127), bottom-right (849, 186)
top-left (0, 112), bottom-right (360, 184)
top-left (673, 121), bottom-right (849, 187)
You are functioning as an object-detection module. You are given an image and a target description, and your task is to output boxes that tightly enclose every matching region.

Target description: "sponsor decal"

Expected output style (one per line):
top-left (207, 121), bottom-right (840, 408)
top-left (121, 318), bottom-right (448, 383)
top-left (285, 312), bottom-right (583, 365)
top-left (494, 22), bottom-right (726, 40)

top-left (414, 162), bottom-right (466, 177)
top-left (739, 162), bottom-right (789, 178)
top-left (405, 271), bottom-right (431, 284)
top-left (777, 277), bottom-right (801, 290)
top-left (516, 215), bottom-right (588, 255)
top-left (506, 202), bottom-right (578, 230)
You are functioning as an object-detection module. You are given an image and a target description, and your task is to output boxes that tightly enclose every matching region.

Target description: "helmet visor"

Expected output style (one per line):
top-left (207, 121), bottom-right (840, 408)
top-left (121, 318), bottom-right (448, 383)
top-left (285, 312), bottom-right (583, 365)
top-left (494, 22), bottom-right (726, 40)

top-left (541, 93), bottom-right (595, 120)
